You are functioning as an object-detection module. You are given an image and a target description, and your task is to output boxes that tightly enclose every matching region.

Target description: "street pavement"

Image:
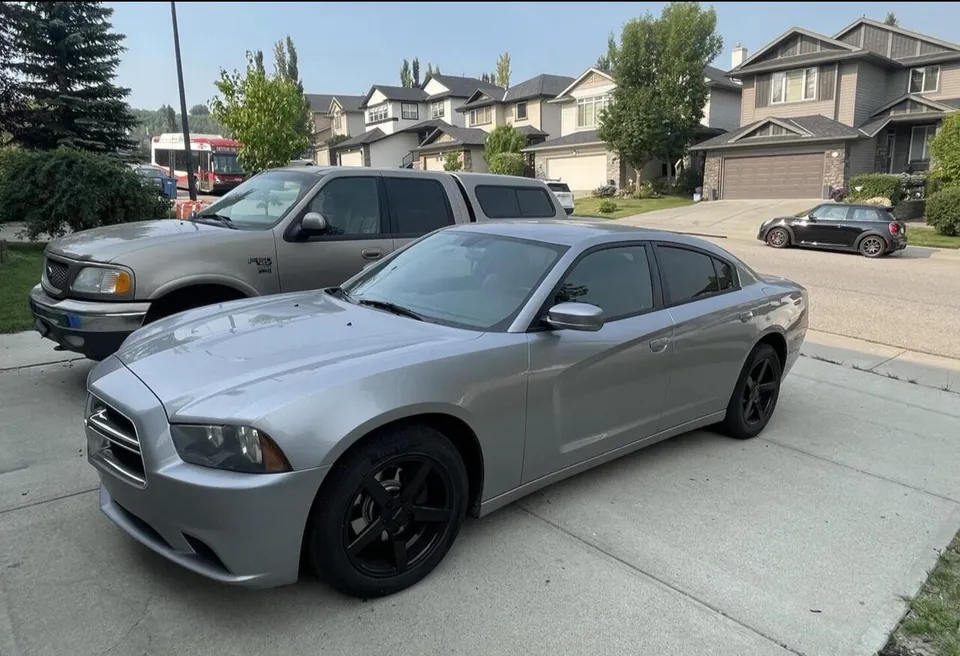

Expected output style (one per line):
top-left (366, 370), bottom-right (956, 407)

top-left (2, 332), bottom-right (960, 655)
top-left (621, 200), bottom-right (960, 360)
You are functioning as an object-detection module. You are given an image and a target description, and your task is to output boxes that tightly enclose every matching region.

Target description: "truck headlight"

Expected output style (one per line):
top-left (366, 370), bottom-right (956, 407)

top-left (71, 267), bottom-right (133, 295)
top-left (170, 424), bottom-right (292, 474)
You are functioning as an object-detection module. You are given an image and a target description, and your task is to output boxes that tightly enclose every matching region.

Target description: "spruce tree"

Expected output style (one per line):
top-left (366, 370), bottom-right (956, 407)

top-left (10, 1), bottom-right (137, 153)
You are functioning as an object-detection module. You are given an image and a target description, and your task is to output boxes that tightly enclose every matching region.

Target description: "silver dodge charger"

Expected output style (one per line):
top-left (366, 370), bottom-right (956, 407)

top-left (84, 219), bottom-right (808, 598)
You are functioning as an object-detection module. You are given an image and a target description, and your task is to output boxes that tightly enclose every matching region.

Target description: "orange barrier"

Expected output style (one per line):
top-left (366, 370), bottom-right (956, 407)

top-left (174, 199), bottom-right (211, 220)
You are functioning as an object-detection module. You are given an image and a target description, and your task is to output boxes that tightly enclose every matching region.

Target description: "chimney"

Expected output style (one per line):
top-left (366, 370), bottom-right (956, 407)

top-left (731, 44), bottom-right (748, 69)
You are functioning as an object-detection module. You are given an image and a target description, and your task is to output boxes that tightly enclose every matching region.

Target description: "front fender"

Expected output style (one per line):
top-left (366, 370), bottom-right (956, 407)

top-left (150, 274), bottom-right (262, 300)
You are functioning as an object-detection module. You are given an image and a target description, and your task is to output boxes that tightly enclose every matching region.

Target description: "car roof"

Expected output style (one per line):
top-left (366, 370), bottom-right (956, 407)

top-left (264, 166), bottom-right (550, 187)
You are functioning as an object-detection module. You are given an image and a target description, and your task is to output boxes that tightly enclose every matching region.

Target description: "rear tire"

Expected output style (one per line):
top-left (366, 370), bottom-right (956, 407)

top-left (306, 424), bottom-right (468, 599)
top-left (721, 343), bottom-right (782, 440)
top-left (766, 227), bottom-right (790, 249)
top-left (858, 235), bottom-right (886, 258)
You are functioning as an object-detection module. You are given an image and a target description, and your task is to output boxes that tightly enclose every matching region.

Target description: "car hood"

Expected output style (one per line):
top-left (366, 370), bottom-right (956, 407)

top-left (115, 292), bottom-right (479, 420)
top-left (47, 219), bottom-right (227, 263)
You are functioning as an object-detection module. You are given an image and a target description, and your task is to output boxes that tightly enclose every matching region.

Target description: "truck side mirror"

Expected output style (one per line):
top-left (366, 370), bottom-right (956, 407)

top-left (301, 212), bottom-right (327, 234)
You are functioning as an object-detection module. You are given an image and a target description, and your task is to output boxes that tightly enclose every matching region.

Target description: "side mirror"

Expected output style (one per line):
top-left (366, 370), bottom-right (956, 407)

top-left (301, 211), bottom-right (327, 234)
top-left (807, 213), bottom-right (817, 222)
top-left (545, 302), bottom-right (605, 332)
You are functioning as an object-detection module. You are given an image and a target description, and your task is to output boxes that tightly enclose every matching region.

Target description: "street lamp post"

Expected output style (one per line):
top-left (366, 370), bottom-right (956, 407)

top-left (170, 0), bottom-right (197, 201)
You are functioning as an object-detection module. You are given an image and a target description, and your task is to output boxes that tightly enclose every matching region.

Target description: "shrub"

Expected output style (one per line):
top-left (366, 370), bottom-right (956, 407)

top-left (673, 168), bottom-right (702, 196)
top-left (597, 199), bottom-right (618, 213)
top-left (487, 152), bottom-right (526, 176)
top-left (925, 187), bottom-right (960, 236)
top-left (929, 112), bottom-right (960, 188)
top-left (592, 184), bottom-right (617, 198)
top-left (0, 149), bottom-right (172, 241)
top-left (442, 151), bottom-right (463, 171)
top-left (483, 125), bottom-right (526, 164)
top-left (898, 172), bottom-right (929, 200)
top-left (848, 173), bottom-right (903, 205)
top-left (636, 180), bottom-right (657, 199)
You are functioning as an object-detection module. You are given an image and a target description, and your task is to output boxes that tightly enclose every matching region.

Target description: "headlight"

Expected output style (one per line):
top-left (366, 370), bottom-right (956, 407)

top-left (71, 267), bottom-right (133, 295)
top-left (170, 424), bottom-right (292, 474)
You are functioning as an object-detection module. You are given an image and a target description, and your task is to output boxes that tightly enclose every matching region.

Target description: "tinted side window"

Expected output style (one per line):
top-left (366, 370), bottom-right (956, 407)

top-left (555, 246), bottom-right (654, 320)
top-left (475, 185), bottom-right (557, 219)
top-left (851, 208), bottom-right (880, 222)
top-left (384, 177), bottom-right (455, 235)
top-left (713, 258), bottom-right (736, 291)
top-left (812, 205), bottom-right (850, 220)
top-left (657, 246), bottom-right (720, 303)
top-left (307, 177), bottom-right (382, 236)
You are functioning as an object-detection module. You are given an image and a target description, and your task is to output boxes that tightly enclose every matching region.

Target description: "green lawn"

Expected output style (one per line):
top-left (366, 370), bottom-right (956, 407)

top-left (0, 242), bottom-right (45, 334)
top-left (882, 531), bottom-right (960, 656)
top-left (574, 196), bottom-right (693, 220)
top-left (907, 225), bottom-right (960, 249)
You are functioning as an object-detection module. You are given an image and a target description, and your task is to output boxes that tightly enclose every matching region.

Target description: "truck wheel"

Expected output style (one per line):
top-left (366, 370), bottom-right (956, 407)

top-left (143, 286), bottom-right (246, 324)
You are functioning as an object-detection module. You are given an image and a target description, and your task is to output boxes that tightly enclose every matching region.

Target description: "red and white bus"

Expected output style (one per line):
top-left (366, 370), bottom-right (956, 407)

top-left (150, 133), bottom-right (247, 194)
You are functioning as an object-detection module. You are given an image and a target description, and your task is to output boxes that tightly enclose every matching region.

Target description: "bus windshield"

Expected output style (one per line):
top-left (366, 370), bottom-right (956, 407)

top-left (212, 153), bottom-right (244, 175)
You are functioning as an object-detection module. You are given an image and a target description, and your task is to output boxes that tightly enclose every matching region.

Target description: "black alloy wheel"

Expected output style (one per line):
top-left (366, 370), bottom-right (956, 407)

top-left (766, 227), bottom-right (790, 249)
top-left (722, 342), bottom-right (782, 439)
top-left (307, 424), bottom-right (468, 598)
top-left (859, 236), bottom-right (886, 258)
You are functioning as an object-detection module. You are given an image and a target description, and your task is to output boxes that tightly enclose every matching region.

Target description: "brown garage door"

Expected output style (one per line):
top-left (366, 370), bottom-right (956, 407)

top-left (722, 153), bottom-right (825, 199)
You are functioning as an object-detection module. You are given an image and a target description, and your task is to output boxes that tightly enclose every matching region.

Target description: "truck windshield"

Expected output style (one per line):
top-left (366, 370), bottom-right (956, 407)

top-left (196, 170), bottom-right (321, 229)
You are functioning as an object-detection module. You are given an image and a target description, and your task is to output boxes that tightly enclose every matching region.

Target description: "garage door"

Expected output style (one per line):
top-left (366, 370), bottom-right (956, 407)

top-left (545, 153), bottom-right (607, 195)
top-left (722, 153), bottom-right (824, 199)
top-left (339, 150), bottom-right (364, 167)
top-left (423, 154), bottom-right (444, 170)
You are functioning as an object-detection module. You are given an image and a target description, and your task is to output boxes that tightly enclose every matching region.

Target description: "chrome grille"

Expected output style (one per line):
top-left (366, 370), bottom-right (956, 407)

top-left (86, 396), bottom-right (146, 488)
top-left (44, 258), bottom-right (70, 290)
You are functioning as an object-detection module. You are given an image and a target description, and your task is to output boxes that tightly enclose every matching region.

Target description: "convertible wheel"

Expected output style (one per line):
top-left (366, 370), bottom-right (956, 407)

top-left (307, 424), bottom-right (468, 598)
top-left (766, 227), bottom-right (790, 249)
top-left (859, 236), bottom-right (886, 258)
top-left (721, 343), bottom-right (782, 440)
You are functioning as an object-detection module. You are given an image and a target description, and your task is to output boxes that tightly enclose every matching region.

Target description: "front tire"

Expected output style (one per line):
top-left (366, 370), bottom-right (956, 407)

top-left (721, 343), bottom-right (782, 439)
top-left (859, 235), bottom-right (886, 258)
top-left (306, 424), bottom-right (468, 599)
top-left (765, 227), bottom-right (790, 249)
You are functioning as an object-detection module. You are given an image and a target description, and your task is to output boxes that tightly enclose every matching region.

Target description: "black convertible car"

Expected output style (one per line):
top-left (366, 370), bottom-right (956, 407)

top-left (757, 202), bottom-right (907, 258)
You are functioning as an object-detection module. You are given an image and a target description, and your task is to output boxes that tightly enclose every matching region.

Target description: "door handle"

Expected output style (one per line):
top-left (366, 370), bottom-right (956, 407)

top-left (739, 311), bottom-right (754, 323)
top-left (649, 337), bottom-right (670, 353)
top-left (361, 248), bottom-right (383, 261)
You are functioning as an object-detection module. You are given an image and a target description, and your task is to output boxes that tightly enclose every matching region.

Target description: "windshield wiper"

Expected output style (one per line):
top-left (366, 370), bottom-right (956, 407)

top-left (192, 212), bottom-right (237, 229)
top-left (356, 298), bottom-right (424, 321)
top-left (325, 286), bottom-right (353, 301)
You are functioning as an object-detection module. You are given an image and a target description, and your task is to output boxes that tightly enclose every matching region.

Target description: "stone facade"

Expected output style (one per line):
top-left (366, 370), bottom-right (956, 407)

top-left (703, 155), bottom-right (721, 201)
top-left (605, 150), bottom-right (621, 186)
top-left (823, 147), bottom-right (847, 194)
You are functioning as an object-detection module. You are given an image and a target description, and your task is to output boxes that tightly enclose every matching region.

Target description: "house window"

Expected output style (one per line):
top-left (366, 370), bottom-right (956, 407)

top-left (909, 125), bottom-right (937, 162)
top-left (516, 101), bottom-right (528, 120)
top-left (909, 66), bottom-right (940, 94)
top-left (431, 101), bottom-right (445, 119)
top-left (576, 95), bottom-right (610, 129)
top-left (401, 103), bottom-right (419, 120)
top-left (771, 67), bottom-right (817, 104)
top-left (367, 104), bottom-right (388, 123)
top-left (334, 112), bottom-right (343, 131)
top-left (470, 106), bottom-right (492, 126)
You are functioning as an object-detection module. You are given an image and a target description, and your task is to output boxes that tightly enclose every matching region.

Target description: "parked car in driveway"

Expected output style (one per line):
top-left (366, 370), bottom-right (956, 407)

top-left (28, 167), bottom-right (568, 361)
top-left (84, 219), bottom-right (808, 598)
top-left (544, 179), bottom-right (575, 215)
top-left (757, 202), bottom-right (907, 258)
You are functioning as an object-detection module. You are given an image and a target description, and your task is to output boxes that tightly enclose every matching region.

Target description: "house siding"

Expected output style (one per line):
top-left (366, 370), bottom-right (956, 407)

top-left (853, 62), bottom-right (889, 126)
top-left (368, 133), bottom-right (419, 167)
top-left (706, 88), bottom-right (741, 131)
top-left (540, 99), bottom-right (562, 138)
top-left (922, 60), bottom-right (960, 101)
top-left (740, 78), bottom-right (756, 125)
top-left (836, 61), bottom-right (858, 125)
top-left (507, 98), bottom-right (543, 131)
top-left (752, 69), bottom-right (835, 122)
top-left (847, 138), bottom-right (876, 176)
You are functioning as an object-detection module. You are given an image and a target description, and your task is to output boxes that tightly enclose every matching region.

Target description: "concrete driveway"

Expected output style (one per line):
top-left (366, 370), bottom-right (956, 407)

top-left (622, 199), bottom-right (819, 240)
top-left (2, 344), bottom-right (959, 656)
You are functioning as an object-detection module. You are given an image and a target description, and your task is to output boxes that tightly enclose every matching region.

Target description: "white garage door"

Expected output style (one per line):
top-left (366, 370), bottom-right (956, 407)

top-left (545, 153), bottom-right (607, 195)
top-left (423, 154), bottom-right (444, 170)
top-left (339, 150), bottom-right (364, 167)
top-left (722, 153), bottom-right (824, 199)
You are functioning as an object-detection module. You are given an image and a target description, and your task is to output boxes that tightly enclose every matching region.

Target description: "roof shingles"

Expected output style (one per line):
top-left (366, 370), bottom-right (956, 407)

top-left (690, 115), bottom-right (860, 151)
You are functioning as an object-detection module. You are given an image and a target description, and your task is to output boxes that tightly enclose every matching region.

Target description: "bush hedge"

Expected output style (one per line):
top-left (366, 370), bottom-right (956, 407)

top-left (0, 148), bottom-right (172, 241)
top-left (925, 186), bottom-right (960, 236)
top-left (848, 173), bottom-right (903, 205)
top-left (487, 152), bottom-right (526, 176)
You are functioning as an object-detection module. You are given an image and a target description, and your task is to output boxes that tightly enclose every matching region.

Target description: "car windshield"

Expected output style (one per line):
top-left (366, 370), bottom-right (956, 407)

top-left (136, 167), bottom-right (164, 179)
top-left (212, 153), bottom-right (244, 174)
top-left (195, 170), bottom-right (320, 229)
top-left (341, 229), bottom-right (568, 331)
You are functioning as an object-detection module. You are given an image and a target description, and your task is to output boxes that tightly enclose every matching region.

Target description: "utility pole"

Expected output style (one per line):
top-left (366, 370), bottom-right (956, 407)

top-left (170, 1), bottom-right (197, 201)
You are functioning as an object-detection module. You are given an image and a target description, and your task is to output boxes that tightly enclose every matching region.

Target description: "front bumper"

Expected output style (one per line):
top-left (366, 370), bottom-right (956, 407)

top-left (29, 285), bottom-right (150, 361)
top-left (86, 357), bottom-right (329, 589)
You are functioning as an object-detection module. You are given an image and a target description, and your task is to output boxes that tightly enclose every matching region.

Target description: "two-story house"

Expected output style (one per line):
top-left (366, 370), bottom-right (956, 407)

top-left (309, 94), bottom-right (365, 165)
top-left (692, 18), bottom-right (960, 200)
top-left (332, 74), bottom-right (502, 168)
top-left (521, 66), bottom-right (742, 196)
top-left (412, 74), bottom-right (575, 171)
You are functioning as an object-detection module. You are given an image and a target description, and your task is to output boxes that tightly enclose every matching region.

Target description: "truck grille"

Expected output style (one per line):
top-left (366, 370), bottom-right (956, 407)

top-left (86, 396), bottom-right (147, 488)
top-left (44, 258), bottom-right (70, 290)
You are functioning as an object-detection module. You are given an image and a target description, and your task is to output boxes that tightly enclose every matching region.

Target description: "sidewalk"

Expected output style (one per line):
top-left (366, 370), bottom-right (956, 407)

top-left (3, 326), bottom-right (958, 394)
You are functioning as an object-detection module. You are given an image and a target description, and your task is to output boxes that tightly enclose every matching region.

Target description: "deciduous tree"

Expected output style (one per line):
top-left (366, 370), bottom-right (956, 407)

top-left (595, 33), bottom-right (619, 72)
top-left (483, 125), bottom-right (526, 165)
top-left (412, 58), bottom-right (421, 87)
top-left (930, 112), bottom-right (960, 188)
top-left (6, 1), bottom-right (138, 154)
top-left (598, 2), bottom-right (722, 181)
top-left (496, 52), bottom-right (511, 88)
top-left (210, 51), bottom-right (311, 174)
top-left (884, 12), bottom-right (899, 26)
top-left (273, 36), bottom-right (312, 147)
top-left (400, 59), bottom-right (414, 88)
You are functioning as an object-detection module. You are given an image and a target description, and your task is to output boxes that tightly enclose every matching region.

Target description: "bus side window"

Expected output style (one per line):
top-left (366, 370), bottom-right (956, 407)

top-left (155, 150), bottom-right (170, 168)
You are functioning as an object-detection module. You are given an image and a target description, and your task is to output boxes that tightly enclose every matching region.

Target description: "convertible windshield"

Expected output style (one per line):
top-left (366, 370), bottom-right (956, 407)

top-left (342, 230), bottom-right (568, 331)
top-left (195, 170), bottom-right (320, 229)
